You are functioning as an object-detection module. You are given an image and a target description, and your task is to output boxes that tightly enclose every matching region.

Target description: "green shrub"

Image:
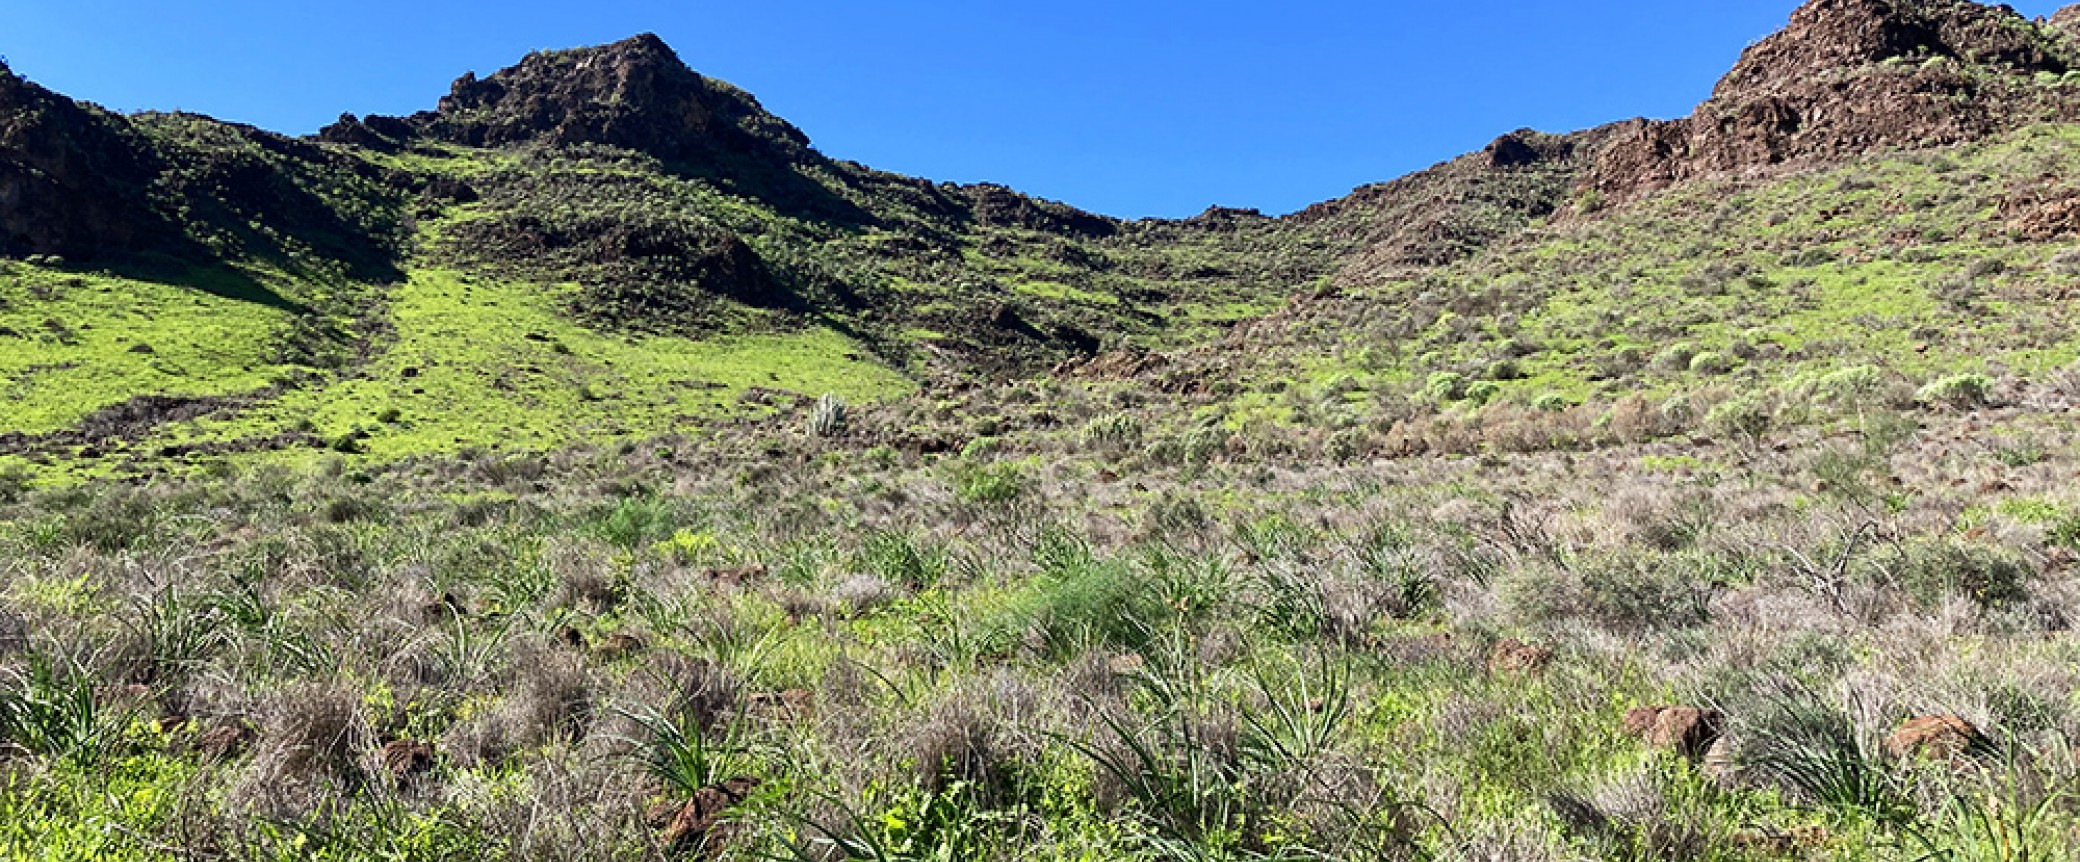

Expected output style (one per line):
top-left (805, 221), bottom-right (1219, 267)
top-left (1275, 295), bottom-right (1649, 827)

top-left (592, 496), bottom-right (676, 549)
top-left (1688, 352), bottom-right (1736, 375)
top-left (1464, 380), bottom-right (1503, 405)
top-left (955, 462), bottom-right (1024, 505)
top-left (1706, 395), bottom-right (1771, 441)
top-left (1012, 558), bottom-right (1163, 657)
top-left (1424, 372), bottom-right (1468, 401)
top-left (1917, 373), bottom-right (1992, 409)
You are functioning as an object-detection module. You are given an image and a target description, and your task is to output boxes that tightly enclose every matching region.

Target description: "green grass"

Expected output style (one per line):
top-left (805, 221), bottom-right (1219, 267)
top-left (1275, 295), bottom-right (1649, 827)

top-left (152, 269), bottom-right (914, 461)
top-left (0, 263), bottom-right (292, 435)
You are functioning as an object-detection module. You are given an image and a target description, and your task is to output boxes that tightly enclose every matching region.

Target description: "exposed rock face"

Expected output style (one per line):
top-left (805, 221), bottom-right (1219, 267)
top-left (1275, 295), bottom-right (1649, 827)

top-left (330, 34), bottom-right (811, 172)
top-left (958, 183), bottom-right (1118, 238)
top-left (1588, 0), bottom-right (2080, 203)
top-left (1297, 125), bottom-right (1623, 285)
top-left (2053, 4), bottom-right (2080, 40)
top-left (0, 62), bottom-right (163, 257)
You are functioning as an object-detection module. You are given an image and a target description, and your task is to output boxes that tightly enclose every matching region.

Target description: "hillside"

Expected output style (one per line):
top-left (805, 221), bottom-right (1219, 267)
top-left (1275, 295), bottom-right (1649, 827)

top-left (14, 1), bottom-right (2080, 860)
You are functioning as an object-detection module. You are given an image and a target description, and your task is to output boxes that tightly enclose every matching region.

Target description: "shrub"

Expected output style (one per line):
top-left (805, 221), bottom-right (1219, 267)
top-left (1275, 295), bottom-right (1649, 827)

top-left (1806, 365), bottom-right (1886, 405)
top-left (1706, 395), bottom-right (1771, 442)
top-left (1917, 373), bottom-right (1992, 409)
top-left (1464, 381), bottom-right (1503, 405)
top-left (1013, 558), bottom-right (1163, 657)
top-left (955, 461), bottom-right (1025, 505)
top-left (1652, 343), bottom-right (1700, 372)
top-left (1889, 540), bottom-right (2032, 611)
top-left (1421, 372), bottom-right (1467, 402)
top-left (1084, 414), bottom-right (1143, 451)
top-left (807, 393), bottom-right (847, 438)
top-left (1723, 675), bottom-right (1908, 821)
top-left (592, 496), bottom-right (676, 549)
top-left (1687, 352), bottom-right (1736, 375)
top-left (859, 530), bottom-right (950, 589)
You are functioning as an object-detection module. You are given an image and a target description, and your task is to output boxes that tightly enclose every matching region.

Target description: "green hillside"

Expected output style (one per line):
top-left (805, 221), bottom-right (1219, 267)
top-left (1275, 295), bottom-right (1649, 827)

top-left (13, 2), bottom-right (2080, 860)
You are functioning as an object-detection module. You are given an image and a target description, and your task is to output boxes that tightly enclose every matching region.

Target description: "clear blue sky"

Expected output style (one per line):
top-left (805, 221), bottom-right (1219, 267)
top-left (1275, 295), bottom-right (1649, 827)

top-left (4, 1), bottom-right (2071, 218)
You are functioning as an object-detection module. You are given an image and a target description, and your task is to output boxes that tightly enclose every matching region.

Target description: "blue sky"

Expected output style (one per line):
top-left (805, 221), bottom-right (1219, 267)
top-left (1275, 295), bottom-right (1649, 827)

top-left (4, 1), bottom-right (2071, 218)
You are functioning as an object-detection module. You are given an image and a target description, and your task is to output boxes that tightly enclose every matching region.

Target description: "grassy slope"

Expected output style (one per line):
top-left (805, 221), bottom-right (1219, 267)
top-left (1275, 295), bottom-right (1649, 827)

top-left (0, 262), bottom-right (291, 434)
top-left (151, 269), bottom-right (912, 463)
top-left (1227, 124), bottom-right (2080, 414)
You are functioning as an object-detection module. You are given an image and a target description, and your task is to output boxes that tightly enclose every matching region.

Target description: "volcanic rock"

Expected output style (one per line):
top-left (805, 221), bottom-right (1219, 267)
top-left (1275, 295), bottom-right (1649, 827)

top-left (1588, 0), bottom-right (2080, 203)
top-left (1621, 705), bottom-right (1724, 759)
top-left (1884, 714), bottom-right (1991, 762)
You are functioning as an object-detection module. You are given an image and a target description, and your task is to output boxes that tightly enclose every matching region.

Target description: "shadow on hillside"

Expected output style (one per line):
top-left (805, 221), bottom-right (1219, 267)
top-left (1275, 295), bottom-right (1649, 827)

top-left (664, 151), bottom-right (880, 231)
top-left (99, 257), bottom-right (312, 316)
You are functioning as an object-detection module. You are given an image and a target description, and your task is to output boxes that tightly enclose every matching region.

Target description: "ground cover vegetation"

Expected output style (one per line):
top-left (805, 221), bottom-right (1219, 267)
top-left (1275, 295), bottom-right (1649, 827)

top-left (12, 0), bottom-right (2080, 857)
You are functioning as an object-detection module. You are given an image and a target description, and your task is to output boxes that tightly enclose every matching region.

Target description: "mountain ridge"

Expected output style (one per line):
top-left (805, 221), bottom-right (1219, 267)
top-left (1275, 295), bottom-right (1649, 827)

top-left (7, 0), bottom-right (2080, 479)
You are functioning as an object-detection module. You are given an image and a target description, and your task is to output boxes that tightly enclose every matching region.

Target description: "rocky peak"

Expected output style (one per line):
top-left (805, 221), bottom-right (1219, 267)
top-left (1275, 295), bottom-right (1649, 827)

top-left (1717, 0), bottom-right (2066, 99)
top-left (2049, 4), bottom-right (2080, 38)
top-left (328, 34), bottom-right (811, 168)
top-left (1584, 0), bottom-right (2080, 204)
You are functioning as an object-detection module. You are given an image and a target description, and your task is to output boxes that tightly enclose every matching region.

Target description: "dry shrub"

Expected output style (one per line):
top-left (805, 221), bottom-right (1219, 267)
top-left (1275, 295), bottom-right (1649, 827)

top-left (229, 682), bottom-right (372, 819)
top-left (461, 747), bottom-right (654, 862)
top-left (449, 651), bottom-right (594, 767)
top-left (1474, 403), bottom-right (1592, 453)
top-left (1604, 394), bottom-right (1678, 444)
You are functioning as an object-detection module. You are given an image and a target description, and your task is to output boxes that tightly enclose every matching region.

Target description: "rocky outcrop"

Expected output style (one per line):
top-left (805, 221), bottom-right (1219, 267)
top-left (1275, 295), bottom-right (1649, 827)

top-left (1587, 0), bottom-right (2080, 203)
top-left (1297, 126), bottom-right (1623, 285)
top-left (0, 62), bottom-right (167, 258)
top-left (328, 34), bottom-right (812, 172)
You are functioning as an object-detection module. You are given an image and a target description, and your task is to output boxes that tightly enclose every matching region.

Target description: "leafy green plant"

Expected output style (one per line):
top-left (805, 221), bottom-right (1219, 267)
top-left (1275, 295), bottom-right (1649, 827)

top-left (1730, 675), bottom-right (1909, 822)
top-left (954, 462), bottom-right (1025, 506)
top-left (0, 656), bottom-right (134, 769)
top-left (1238, 654), bottom-right (1350, 772)
top-left (859, 529), bottom-right (951, 589)
top-left (610, 700), bottom-right (756, 797)
top-left (1903, 742), bottom-right (2080, 862)
top-left (807, 393), bottom-right (847, 438)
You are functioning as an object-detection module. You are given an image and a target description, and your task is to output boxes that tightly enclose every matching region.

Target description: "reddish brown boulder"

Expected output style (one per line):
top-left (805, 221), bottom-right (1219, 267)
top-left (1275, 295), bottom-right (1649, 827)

top-left (193, 720), bottom-right (257, 760)
top-left (380, 739), bottom-right (437, 780)
top-left (662, 776), bottom-right (761, 852)
top-left (1884, 715), bottom-right (1990, 762)
top-left (747, 689), bottom-right (814, 723)
top-left (596, 632), bottom-right (646, 660)
top-left (1622, 706), bottom-right (1725, 759)
top-left (1487, 638), bottom-right (1554, 674)
top-left (705, 564), bottom-right (768, 588)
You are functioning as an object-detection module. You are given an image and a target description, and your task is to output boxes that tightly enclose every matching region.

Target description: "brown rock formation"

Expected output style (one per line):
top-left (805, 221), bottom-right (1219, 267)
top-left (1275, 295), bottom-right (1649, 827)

top-left (1587, 0), bottom-right (2080, 203)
